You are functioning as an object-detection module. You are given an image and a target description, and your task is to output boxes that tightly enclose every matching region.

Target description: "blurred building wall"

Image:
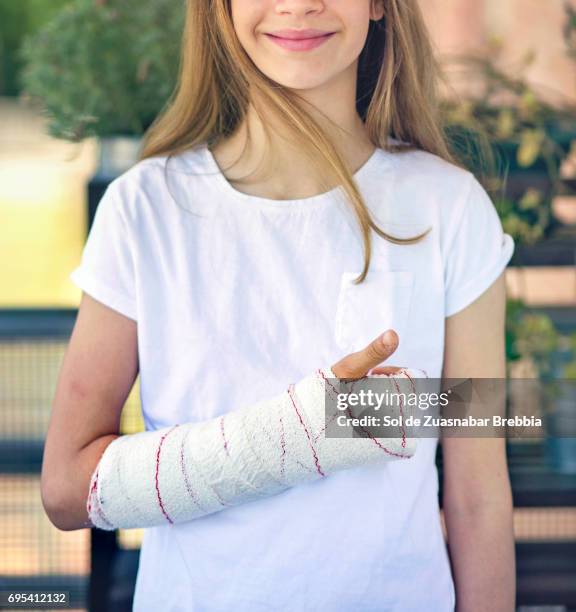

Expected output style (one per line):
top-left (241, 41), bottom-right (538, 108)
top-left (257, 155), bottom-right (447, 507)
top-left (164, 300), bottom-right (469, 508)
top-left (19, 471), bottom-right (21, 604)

top-left (420, 0), bottom-right (576, 103)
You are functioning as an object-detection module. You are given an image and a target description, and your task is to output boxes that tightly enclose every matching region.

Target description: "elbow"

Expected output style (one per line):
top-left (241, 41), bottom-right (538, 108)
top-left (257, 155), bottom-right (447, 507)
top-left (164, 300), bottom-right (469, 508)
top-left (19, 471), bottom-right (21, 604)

top-left (44, 509), bottom-right (78, 532)
top-left (41, 494), bottom-right (68, 532)
top-left (40, 474), bottom-right (86, 532)
top-left (40, 480), bottom-right (70, 531)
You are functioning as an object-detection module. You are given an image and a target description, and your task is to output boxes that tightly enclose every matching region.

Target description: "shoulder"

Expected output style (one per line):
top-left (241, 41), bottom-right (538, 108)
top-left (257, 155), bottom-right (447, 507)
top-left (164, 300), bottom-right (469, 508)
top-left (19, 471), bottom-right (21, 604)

top-left (107, 155), bottom-right (169, 205)
top-left (373, 142), bottom-right (480, 232)
top-left (102, 145), bottom-right (208, 220)
top-left (387, 142), bottom-right (475, 197)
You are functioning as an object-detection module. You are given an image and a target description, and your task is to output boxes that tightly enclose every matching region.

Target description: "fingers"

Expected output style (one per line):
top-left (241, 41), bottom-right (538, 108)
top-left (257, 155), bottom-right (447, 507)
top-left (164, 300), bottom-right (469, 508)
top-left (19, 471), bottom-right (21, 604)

top-left (369, 366), bottom-right (403, 376)
top-left (331, 329), bottom-right (399, 380)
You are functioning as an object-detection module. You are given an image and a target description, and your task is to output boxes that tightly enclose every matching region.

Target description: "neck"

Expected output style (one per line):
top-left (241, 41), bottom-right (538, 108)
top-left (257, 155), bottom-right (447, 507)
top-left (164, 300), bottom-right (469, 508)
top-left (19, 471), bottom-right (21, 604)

top-left (210, 63), bottom-right (376, 200)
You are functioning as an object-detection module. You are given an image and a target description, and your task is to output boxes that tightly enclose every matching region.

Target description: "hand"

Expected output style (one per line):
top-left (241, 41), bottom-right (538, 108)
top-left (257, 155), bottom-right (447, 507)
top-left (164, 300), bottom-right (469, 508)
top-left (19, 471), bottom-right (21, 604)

top-left (331, 329), bottom-right (405, 380)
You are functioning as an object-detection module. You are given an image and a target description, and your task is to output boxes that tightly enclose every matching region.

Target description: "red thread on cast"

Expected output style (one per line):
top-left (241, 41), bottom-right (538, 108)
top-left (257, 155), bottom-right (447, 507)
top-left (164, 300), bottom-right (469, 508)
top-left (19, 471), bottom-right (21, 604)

top-left (87, 468), bottom-right (114, 529)
top-left (389, 368), bottom-right (418, 449)
top-left (317, 369), bottom-right (412, 459)
top-left (391, 371), bottom-right (409, 448)
top-left (343, 405), bottom-right (408, 458)
top-left (287, 383), bottom-right (325, 477)
top-left (179, 427), bottom-right (209, 513)
top-left (279, 416), bottom-right (287, 478)
top-left (220, 416), bottom-right (230, 456)
top-left (155, 424), bottom-right (179, 524)
top-left (87, 470), bottom-right (98, 516)
top-left (255, 415), bottom-right (315, 481)
top-left (312, 369), bottom-right (340, 442)
top-left (312, 369), bottom-right (367, 440)
top-left (96, 503), bottom-right (114, 529)
top-left (313, 369), bottom-right (365, 441)
top-left (180, 425), bottom-right (231, 508)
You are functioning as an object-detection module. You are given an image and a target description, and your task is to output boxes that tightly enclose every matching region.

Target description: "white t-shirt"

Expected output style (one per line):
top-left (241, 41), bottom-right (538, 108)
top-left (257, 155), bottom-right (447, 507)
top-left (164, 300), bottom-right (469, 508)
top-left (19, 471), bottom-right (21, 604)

top-left (70, 142), bottom-right (515, 612)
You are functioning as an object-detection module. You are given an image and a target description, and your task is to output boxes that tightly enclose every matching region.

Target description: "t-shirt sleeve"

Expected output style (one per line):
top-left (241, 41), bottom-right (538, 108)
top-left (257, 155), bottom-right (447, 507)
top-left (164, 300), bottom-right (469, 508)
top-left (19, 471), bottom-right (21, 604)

top-left (443, 174), bottom-right (515, 318)
top-left (69, 180), bottom-right (138, 321)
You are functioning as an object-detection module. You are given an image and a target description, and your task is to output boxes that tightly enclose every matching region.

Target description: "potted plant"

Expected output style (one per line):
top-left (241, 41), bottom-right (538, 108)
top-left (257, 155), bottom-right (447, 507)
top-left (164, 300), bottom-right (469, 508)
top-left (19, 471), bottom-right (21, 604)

top-left (18, 0), bottom-right (183, 177)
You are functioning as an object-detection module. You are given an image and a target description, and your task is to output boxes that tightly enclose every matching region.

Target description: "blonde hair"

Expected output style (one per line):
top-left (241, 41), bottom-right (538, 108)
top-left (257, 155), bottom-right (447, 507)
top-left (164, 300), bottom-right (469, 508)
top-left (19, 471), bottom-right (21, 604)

top-left (140, 0), bottom-right (467, 284)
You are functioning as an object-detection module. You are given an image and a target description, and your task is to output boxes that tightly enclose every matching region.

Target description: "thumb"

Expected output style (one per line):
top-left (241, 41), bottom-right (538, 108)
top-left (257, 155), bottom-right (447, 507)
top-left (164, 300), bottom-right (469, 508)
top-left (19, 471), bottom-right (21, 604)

top-left (330, 329), bottom-right (399, 380)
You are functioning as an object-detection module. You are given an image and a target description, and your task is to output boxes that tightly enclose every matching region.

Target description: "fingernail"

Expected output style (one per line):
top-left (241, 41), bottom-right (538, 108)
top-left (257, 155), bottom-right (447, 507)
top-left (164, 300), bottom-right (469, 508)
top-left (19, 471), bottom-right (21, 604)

top-left (381, 330), bottom-right (396, 348)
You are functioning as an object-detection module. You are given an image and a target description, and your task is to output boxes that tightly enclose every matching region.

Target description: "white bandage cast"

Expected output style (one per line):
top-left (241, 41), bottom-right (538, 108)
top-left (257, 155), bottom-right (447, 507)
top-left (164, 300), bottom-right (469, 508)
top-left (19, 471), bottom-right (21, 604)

top-left (87, 366), bottom-right (425, 530)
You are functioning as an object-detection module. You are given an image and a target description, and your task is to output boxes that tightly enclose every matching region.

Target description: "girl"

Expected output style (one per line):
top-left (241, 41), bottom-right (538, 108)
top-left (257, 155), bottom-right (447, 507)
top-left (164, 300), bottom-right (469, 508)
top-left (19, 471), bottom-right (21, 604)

top-left (42, 1), bottom-right (516, 610)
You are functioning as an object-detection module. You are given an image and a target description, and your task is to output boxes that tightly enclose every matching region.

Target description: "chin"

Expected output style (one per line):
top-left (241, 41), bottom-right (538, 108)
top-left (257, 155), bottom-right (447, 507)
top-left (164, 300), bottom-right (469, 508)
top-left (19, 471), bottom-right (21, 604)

top-left (264, 69), bottom-right (334, 92)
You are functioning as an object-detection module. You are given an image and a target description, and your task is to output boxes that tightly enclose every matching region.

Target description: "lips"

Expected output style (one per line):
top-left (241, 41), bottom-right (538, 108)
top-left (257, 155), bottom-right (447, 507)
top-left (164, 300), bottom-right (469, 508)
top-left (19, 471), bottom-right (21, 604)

top-left (264, 29), bottom-right (336, 51)
top-left (267, 29), bottom-right (336, 40)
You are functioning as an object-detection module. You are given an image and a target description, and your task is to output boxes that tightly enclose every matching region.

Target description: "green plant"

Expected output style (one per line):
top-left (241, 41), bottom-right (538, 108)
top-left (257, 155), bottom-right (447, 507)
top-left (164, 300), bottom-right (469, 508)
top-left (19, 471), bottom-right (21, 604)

top-left (0, 0), bottom-right (73, 96)
top-left (441, 39), bottom-right (576, 245)
top-left (506, 297), bottom-right (529, 364)
top-left (506, 297), bottom-right (576, 381)
top-left (556, 331), bottom-right (576, 379)
top-left (493, 188), bottom-right (550, 245)
top-left (506, 297), bottom-right (560, 380)
top-left (19, 0), bottom-right (184, 141)
top-left (514, 311), bottom-right (560, 381)
top-left (564, 1), bottom-right (576, 62)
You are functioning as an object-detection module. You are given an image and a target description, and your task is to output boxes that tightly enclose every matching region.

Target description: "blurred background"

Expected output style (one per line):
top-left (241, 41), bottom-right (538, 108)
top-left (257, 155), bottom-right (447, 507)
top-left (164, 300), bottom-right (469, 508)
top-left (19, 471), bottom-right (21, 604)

top-left (1, 0), bottom-right (576, 610)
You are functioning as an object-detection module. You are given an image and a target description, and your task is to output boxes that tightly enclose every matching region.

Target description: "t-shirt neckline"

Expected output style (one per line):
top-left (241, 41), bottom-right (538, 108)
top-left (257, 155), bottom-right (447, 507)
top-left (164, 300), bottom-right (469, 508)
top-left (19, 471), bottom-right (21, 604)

top-left (200, 142), bottom-right (387, 210)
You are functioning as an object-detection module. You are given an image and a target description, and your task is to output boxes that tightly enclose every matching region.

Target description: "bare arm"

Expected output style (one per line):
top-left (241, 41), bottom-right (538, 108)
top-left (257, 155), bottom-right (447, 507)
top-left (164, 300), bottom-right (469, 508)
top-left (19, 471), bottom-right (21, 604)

top-left (441, 272), bottom-right (516, 611)
top-left (41, 292), bottom-right (139, 530)
top-left (42, 289), bottom-right (402, 531)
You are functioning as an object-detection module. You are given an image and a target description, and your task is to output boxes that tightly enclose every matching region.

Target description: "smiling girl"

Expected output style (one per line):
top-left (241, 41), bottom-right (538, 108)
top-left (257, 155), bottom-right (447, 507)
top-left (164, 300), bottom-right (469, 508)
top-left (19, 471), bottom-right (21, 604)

top-left (42, 1), bottom-right (516, 610)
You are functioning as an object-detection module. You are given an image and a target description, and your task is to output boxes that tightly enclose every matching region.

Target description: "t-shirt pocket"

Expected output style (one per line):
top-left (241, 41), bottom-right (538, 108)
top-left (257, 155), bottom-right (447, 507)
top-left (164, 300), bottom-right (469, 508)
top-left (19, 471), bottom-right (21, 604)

top-left (334, 269), bottom-right (415, 354)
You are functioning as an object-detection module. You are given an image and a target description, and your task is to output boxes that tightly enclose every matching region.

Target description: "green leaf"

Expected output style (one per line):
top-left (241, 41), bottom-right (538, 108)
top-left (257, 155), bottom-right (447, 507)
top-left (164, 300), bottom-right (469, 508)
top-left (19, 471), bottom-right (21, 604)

top-left (517, 128), bottom-right (545, 167)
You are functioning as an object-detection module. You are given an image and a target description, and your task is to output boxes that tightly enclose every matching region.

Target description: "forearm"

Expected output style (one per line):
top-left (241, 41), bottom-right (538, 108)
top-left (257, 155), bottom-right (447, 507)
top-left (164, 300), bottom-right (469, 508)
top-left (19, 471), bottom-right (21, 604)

top-left (444, 501), bottom-right (516, 612)
top-left (86, 366), bottom-right (421, 530)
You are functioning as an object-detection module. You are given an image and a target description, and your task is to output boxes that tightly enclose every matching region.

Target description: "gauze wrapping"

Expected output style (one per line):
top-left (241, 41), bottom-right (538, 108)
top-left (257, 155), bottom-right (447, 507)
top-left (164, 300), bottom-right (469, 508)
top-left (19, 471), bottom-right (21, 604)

top-left (87, 366), bottom-right (426, 530)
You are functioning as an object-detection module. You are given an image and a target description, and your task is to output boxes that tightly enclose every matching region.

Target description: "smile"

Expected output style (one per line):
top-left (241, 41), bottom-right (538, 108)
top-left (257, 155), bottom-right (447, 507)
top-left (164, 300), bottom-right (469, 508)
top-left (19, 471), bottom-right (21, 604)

top-left (264, 32), bottom-right (336, 51)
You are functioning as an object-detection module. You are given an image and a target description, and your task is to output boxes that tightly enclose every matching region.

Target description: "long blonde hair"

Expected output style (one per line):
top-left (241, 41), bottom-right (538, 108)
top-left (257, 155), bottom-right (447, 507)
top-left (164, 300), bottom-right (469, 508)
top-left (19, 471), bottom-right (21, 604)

top-left (140, 0), bottom-right (466, 284)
